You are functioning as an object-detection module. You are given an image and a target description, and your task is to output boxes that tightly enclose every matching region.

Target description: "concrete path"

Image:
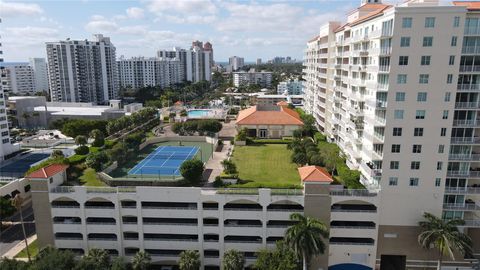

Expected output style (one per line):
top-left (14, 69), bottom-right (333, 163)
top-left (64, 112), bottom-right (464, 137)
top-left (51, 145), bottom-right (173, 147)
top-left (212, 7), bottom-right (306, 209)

top-left (203, 140), bottom-right (233, 185)
top-left (1, 234), bottom-right (36, 259)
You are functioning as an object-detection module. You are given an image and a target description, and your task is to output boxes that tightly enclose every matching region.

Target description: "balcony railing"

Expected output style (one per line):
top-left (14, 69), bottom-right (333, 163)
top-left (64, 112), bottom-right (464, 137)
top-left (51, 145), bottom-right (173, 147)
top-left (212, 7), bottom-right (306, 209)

top-left (443, 203), bottom-right (480, 210)
top-left (330, 189), bottom-right (378, 197)
top-left (455, 102), bottom-right (480, 109)
top-left (51, 186), bottom-right (75, 193)
top-left (452, 120), bottom-right (479, 127)
top-left (330, 225), bottom-right (376, 229)
top-left (450, 137), bottom-right (480, 144)
top-left (448, 154), bottom-right (480, 160)
top-left (447, 171), bottom-right (480, 178)
top-left (461, 220), bottom-right (480, 227)
top-left (444, 187), bottom-right (480, 194)
top-left (457, 84), bottom-right (480, 91)
top-left (462, 46), bottom-right (480, 54)
top-left (459, 66), bottom-right (480, 72)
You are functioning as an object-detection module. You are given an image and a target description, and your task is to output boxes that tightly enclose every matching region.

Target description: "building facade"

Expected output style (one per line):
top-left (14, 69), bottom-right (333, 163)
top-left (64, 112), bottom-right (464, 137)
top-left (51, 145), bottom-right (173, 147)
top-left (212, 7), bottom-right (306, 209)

top-left (277, 79), bottom-right (304, 95)
top-left (228, 56), bottom-right (245, 71)
top-left (303, 0), bottom-right (480, 268)
top-left (0, 62), bottom-right (35, 95)
top-left (29, 58), bottom-right (49, 93)
top-left (233, 70), bottom-right (273, 88)
top-left (46, 34), bottom-right (119, 104)
top-left (117, 57), bottom-right (181, 89)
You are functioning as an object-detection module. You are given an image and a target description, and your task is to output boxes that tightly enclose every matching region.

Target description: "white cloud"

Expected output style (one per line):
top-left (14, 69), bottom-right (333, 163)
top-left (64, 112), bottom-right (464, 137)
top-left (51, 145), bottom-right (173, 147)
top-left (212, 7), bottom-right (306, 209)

top-left (117, 25), bottom-right (148, 36)
top-left (159, 14), bottom-right (216, 24)
top-left (0, 1), bottom-right (43, 17)
top-left (5, 26), bottom-right (58, 39)
top-left (146, 0), bottom-right (217, 15)
top-left (85, 15), bottom-right (118, 33)
top-left (126, 7), bottom-right (144, 19)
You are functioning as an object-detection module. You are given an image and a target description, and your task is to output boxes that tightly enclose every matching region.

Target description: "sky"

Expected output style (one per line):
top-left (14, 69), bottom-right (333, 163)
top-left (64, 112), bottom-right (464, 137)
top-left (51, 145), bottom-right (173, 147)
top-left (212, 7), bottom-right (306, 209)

top-left (0, 0), bottom-right (397, 62)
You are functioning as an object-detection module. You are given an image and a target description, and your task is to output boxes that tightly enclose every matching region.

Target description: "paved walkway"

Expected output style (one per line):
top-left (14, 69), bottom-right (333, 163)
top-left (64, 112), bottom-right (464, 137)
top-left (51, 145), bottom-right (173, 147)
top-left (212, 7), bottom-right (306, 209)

top-left (203, 140), bottom-right (232, 185)
top-left (2, 234), bottom-right (36, 259)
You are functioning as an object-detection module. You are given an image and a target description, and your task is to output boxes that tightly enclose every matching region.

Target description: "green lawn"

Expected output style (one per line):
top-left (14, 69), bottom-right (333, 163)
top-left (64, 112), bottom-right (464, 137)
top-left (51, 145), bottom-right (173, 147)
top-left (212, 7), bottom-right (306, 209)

top-left (79, 168), bottom-right (106, 186)
top-left (15, 239), bottom-right (38, 258)
top-left (231, 144), bottom-right (302, 188)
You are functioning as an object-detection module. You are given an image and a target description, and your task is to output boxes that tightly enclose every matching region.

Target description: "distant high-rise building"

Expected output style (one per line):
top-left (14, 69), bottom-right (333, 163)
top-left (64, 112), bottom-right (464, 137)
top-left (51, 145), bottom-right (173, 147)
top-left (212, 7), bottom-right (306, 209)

top-left (0, 62), bottom-right (35, 95)
top-left (256, 58), bottom-right (262, 65)
top-left (29, 58), bottom-right (49, 93)
top-left (117, 57), bottom-right (181, 89)
top-left (277, 79), bottom-right (304, 95)
top-left (46, 34), bottom-right (119, 104)
top-left (228, 56), bottom-right (244, 71)
top-left (233, 69), bottom-right (272, 88)
top-left (203, 41), bottom-right (214, 68)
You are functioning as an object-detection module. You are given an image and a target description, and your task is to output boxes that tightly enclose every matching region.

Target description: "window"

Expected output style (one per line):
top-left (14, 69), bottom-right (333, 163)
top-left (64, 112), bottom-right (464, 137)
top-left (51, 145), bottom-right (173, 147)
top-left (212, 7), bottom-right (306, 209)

top-left (396, 92), bottom-right (405, 101)
top-left (410, 177), bottom-right (419, 186)
top-left (423, 36), bottom-right (433, 47)
top-left (419, 74), bottom-right (429, 84)
top-left (411, 161), bottom-right (420, 170)
top-left (394, 110), bottom-right (404, 119)
top-left (417, 92), bottom-right (427, 102)
top-left (412, 144), bottom-right (422, 153)
top-left (421, 56), bottom-right (431, 66)
top-left (437, 162), bottom-right (443, 170)
top-left (440, 128), bottom-right (447, 136)
top-left (393, 127), bottom-right (402, 136)
top-left (447, 74), bottom-right (453, 84)
top-left (399, 56), bottom-right (409, 66)
top-left (415, 110), bottom-right (426, 119)
top-left (389, 177), bottom-right (398, 186)
top-left (414, 127), bottom-right (424, 136)
top-left (438, 144), bottom-right (444, 153)
top-left (390, 161), bottom-right (399, 170)
top-left (425, 17), bottom-right (435, 28)
top-left (391, 144), bottom-right (401, 153)
top-left (397, 74), bottom-right (407, 84)
top-left (444, 92), bottom-right (451, 102)
top-left (454, 16), bottom-right (460, 27)
top-left (435, 178), bottom-right (441, 187)
top-left (442, 110), bottom-right (449, 119)
top-left (449, 55), bottom-right (455, 65)
top-left (451, 36), bottom-right (457, 46)
top-left (400, 37), bottom-right (410, 47)
top-left (402, 17), bottom-right (412, 28)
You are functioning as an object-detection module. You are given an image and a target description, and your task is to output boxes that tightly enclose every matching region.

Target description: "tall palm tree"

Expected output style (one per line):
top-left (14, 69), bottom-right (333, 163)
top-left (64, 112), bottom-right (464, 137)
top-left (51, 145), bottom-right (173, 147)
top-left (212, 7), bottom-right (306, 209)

top-left (222, 249), bottom-right (245, 270)
top-left (418, 212), bottom-right (473, 270)
top-left (179, 250), bottom-right (200, 270)
top-left (84, 248), bottom-right (110, 269)
top-left (285, 213), bottom-right (329, 270)
top-left (11, 194), bottom-right (30, 262)
top-left (132, 250), bottom-right (151, 270)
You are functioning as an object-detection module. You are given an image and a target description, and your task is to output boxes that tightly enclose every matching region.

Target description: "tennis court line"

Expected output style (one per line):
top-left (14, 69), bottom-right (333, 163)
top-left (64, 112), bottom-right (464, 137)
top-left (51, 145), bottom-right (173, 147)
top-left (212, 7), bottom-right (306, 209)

top-left (173, 147), bottom-right (199, 175)
top-left (129, 145), bottom-right (165, 175)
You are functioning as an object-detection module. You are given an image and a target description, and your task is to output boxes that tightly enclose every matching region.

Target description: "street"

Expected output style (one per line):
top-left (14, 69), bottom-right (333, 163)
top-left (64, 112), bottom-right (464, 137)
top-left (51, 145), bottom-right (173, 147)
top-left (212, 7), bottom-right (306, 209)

top-left (0, 204), bottom-right (36, 256)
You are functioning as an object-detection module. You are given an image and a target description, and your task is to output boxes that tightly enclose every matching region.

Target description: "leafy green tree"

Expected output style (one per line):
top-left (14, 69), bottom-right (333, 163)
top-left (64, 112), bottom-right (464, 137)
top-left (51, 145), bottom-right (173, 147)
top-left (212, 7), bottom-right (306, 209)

top-left (180, 159), bottom-right (204, 185)
top-left (89, 129), bottom-right (105, 147)
top-left (235, 127), bottom-right (248, 141)
top-left (255, 241), bottom-right (300, 270)
top-left (0, 258), bottom-right (29, 270)
top-left (85, 152), bottom-right (109, 171)
top-left (50, 150), bottom-right (64, 159)
top-left (61, 119), bottom-right (108, 138)
top-left (291, 152), bottom-right (307, 165)
top-left (31, 247), bottom-right (76, 270)
top-left (222, 249), bottom-right (245, 270)
top-left (221, 159), bottom-right (237, 175)
top-left (108, 142), bottom-right (128, 164)
top-left (418, 212), bottom-right (473, 270)
top-left (172, 122), bottom-right (184, 135)
top-left (132, 250), bottom-right (151, 270)
top-left (145, 99), bottom-right (163, 109)
top-left (0, 196), bottom-right (16, 219)
top-left (75, 135), bottom-right (87, 146)
top-left (74, 145), bottom-right (89, 155)
top-left (179, 250), bottom-right (200, 270)
top-left (125, 132), bottom-right (145, 150)
top-left (319, 144), bottom-right (342, 175)
top-left (84, 248), bottom-right (110, 269)
top-left (110, 257), bottom-right (128, 270)
top-left (285, 213), bottom-right (329, 270)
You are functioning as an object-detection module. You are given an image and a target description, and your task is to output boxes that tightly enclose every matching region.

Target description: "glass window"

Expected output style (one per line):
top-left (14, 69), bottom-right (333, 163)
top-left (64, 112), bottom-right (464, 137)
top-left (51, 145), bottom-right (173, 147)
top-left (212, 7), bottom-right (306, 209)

top-left (390, 161), bottom-right (399, 169)
top-left (441, 128), bottom-right (447, 136)
top-left (397, 74), bottom-right (407, 84)
top-left (421, 56), bottom-right (431, 66)
top-left (442, 110), bottom-right (449, 119)
top-left (400, 37), bottom-right (410, 47)
top-left (451, 36), bottom-right (457, 46)
top-left (411, 161), bottom-right (420, 170)
top-left (417, 92), bottom-right (427, 102)
top-left (437, 162), bottom-right (443, 170)
top-left (449, 55), bottom-right (455, 65)
top-left (435, 178), bottom-right (441, 187)
top-left (414, 127), bottom-right (424, 136)
top-left (399, 56), bottom-right (409, 66)
top-left (393, 127), bottom-right (402, 136)
top-left (425, 17), bottom-right (435, 28)
top-left (447, 74), bottom-right (453, 84)
top-left (394, 110), bottom-right (404, 119)
top-left (389, 177), bottom-right (398, 186)
top-left (410, 177), bottom-right (419, 186)
top-left (438, 144), bottom-right (444, 153)
top-left (453, 16), bottom-right (460, 28)
top-left (412, 144), bottom-right (422, 153)
top-left (396, 92), bottom-right (405, 101)
top-left (419, 74), bottom-right (429, 84)
top-left (444, 92), bottom-right (451, 102)
top-left (402, 17), bottom-right (412, 28)
top-left (415, 110), bottom-right (426, 119)
top-left (423, 36), bottom-right (433, 47)
top-left (391, 144), bottom-right (401, 153)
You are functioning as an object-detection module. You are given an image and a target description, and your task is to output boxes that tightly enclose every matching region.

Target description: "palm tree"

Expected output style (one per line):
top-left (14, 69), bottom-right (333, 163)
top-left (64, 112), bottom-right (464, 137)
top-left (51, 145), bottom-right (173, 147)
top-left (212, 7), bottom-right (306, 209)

top-left (179, 250), bottom-right (200, 270)
top-left (84, 248), bottom-right (110, 269)
top-left (222, 249), bottom-right (245, 270)
top-left (132, 250), bottom-right (151, 270)
top-left (285, 213), bottom-right (329, 270)
top-left (11, 194), bottom-right (30, 262)
top-left (418, 212), bottom-right (473, 270)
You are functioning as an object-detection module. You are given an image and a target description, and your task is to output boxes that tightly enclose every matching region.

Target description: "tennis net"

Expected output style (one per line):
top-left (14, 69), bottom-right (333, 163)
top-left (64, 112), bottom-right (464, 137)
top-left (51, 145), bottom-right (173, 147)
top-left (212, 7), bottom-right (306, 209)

top-left (148, 153), bottom-right (196, 160)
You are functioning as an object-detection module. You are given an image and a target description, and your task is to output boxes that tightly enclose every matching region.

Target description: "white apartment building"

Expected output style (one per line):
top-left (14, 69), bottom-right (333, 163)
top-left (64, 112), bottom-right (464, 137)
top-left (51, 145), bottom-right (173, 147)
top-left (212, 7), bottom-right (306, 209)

top-left (0, 62), bottom-right (35, 95)
top-left (46, 34), bottom-right (119, 104)
top-left (229, 56), bottom-right (245, 71)
top-left (117, 57), bottom-right (181, 89)
top-left (303, 0), bottom-right (480, 268)
top-left (277, 79), bottom-right (304, 95)
top-left (29, 58), bottom-right (49, 93)
top-left (233, 70), bottom-right (273, 88)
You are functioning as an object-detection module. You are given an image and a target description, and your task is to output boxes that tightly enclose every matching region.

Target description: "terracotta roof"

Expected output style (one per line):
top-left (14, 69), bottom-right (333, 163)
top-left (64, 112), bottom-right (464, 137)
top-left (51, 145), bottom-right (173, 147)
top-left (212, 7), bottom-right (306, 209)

top-left (350, 5), bottom-right (391, 26)
top-left (27, 164), bottom-right (69, 179)
top-left (174, 101), bottom-right (184, 105)
top-left (298, 166), bottom-right (333, 183)
top-left (308, 35), bottom-right (319, 43)
top-left (452, 1), bottom-right (480, 10)
top-left (277, 101), bottom-right (289, 106)
top-left (236, 106), bottom-right (303, 126)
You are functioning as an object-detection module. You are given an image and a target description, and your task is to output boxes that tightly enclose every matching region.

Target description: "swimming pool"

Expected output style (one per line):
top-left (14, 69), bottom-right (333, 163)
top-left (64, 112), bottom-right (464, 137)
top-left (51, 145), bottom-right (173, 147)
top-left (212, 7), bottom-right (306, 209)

top-left (187, 109), bottom-right (213, 118)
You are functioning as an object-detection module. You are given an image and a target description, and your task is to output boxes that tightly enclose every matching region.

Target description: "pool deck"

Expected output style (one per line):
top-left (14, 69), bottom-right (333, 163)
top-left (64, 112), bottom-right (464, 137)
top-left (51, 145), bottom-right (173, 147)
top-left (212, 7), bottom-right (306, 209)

top-left (187, 109), bottom-right (226, 119)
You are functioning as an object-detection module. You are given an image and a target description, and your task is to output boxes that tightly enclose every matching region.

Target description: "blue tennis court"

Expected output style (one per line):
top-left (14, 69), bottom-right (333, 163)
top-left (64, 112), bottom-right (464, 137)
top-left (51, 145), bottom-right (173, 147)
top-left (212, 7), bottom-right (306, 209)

top-left (128, 146), bottom-right (199, 176)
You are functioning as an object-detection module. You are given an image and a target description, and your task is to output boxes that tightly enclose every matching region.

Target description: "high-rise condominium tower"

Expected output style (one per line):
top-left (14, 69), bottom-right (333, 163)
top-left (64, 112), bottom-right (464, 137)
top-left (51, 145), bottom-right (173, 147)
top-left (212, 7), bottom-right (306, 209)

top-left (46, 34), bottom-right (119, 104)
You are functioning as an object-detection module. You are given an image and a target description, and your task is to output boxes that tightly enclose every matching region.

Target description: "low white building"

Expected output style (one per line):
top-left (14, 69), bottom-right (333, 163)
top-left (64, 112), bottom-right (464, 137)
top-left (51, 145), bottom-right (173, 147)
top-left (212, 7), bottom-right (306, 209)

top-left (117, 57), bottom-right (182, 89)
top-left (233, 69), bottom-right (272, 88)
top-left (277, 79), bottom-right (304, 95)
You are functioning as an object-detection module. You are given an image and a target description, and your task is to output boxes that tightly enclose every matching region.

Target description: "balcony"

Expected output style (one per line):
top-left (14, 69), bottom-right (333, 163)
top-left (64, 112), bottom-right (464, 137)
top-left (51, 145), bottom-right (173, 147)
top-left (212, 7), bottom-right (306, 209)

top-left (455, 102), bottom-right (479, 109)
top-left (444, 187), bottom-right (480, 194)
top-left (459, 66), bottom-right (480, 72)
top-left (450, 137), bottom-right (480, 144)
top-left (457, 84), bottom-right (480, 92)
top-left (449, 153), bottom-right (480, 161)
top-left (453, 120), bottom-right (480, 127)
top-left (361, 163), bottom-right (382, 177)
top-left (447, 171), bottom-right (480, 178)
top-left (462, 46), bottom-right (480, 54)
top-left (460, 220), bottom-right (480, 227)
top-left (443, 203), bottom-right (480, 211)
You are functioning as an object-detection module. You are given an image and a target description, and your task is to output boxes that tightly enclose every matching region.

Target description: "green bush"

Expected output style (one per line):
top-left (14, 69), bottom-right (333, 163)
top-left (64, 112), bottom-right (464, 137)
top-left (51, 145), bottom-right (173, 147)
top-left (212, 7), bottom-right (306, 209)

top-left (67, 154), bottom-right (87, 165)
top-left (180, 159), bottom-right (204, 185)
top-left (213, 176), bottom-right (224, 187)
top-left (85, 152), bottom-right (109, 171)
top-left (314, 132), bottom-right (327, 142)
top-left (235, 127), bottom-right (248, 141)
top-left (74, 145), bottom-right (89, 155)
top-left (61, 119), bottom-right (108, 138)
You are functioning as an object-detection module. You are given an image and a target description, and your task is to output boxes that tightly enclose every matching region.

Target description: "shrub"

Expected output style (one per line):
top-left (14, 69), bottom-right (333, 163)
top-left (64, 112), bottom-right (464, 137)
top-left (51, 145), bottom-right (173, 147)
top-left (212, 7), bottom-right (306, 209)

top-left (61, 119), bottom-right (108, 138)
top-left (314, 132), bottom-right (327, 142)
top-left (50, 150), bottom-right (64, 158)
top-left (221, 159), bottom-right (238, 174)
top-left (180, 109), bottom-right (188, 117)
top-left (74, 145), bottom-right (89, 155)
top-left (75, 135), bottom-right (87, 146)
top-left (236, 128), bottom-right (248, 141)
top-left (213, 176), bottom-right (224, 187)
top-left (218, 139), bottom-right (223, 146)
top-left (85, 152), bottom-right (109, 171)
top-left (90, 129), bottom-right (105, 147)
top-left (180, 159), bottom-right (204, 185)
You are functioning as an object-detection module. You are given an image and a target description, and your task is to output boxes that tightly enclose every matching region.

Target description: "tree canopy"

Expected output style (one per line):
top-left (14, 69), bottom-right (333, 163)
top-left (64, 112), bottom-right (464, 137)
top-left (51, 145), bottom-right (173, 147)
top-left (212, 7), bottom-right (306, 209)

top-left (180, 159), bottom-right (204, 185)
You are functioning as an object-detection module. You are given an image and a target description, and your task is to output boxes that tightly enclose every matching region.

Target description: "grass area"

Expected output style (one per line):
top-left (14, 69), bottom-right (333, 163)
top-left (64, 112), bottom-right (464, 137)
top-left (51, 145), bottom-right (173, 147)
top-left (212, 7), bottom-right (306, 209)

top-left (79, 168), bottom-right (106, 186)
top-left (231, 144), bottom-right (302, 188)
top-left (15, 239), bottom-right (38, 258)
